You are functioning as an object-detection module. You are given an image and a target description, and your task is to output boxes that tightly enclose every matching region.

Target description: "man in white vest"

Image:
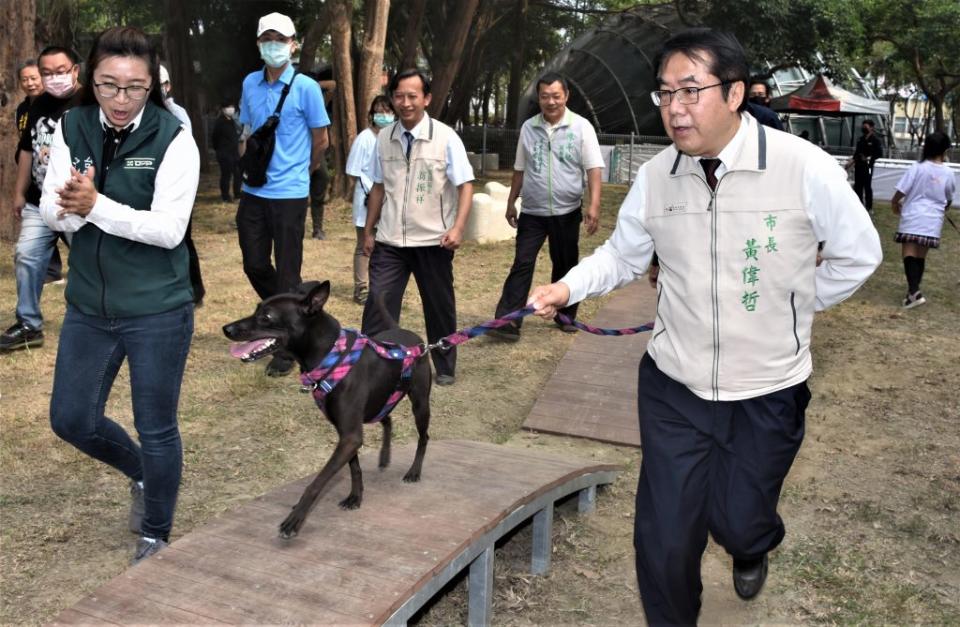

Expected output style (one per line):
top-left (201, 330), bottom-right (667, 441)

top-left (488, 72), bottom-right (603, 341)
top-left (529, 28), bottom-right (882, 624)
top-left (362, 69), bottom-right (475, 386)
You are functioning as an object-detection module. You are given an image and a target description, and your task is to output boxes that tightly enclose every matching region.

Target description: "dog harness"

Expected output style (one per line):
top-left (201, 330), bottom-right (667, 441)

top-left (297, 309), bottom-right (655, 424)
top-left (300, 329), bottom-right (421, 424)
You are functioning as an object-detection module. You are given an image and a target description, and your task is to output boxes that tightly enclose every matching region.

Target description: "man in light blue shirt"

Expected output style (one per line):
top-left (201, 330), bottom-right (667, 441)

top-left (237, 12), bottom-right (330, 376)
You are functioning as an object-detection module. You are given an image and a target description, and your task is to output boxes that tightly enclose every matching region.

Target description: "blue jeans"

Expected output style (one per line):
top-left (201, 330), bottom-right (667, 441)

top-left (50, 302), bottom-right (194, 540)
top-left (14, 203), bottom-right (62, 329)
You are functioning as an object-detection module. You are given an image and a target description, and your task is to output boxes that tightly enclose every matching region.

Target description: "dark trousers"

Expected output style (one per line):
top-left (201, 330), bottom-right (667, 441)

top-left (217, 154), bottom-right (241, 201)
top-left (236, 192), bottom-right (308, 300)
top-left (853, 164), bottom-right (874, 210)
top-left (634, 353), bottom-right (808, 624)
top-left (494, 209), bottom-right (582, 326)
top-left (361, 242), bottom-right (457, 377)
top-left (184, 218), bottom-right (205, 304)
top-left (50, 302), bottom-right (194, 540)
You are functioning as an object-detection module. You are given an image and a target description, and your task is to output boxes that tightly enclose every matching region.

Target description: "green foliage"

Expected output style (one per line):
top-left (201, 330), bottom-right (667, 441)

top-left (685, 0), bottom-right (864, 76)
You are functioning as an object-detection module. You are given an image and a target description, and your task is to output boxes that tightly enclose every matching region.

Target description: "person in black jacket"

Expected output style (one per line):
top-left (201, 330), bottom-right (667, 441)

top-left (211, 99), bottom-right (242, 202)
top-left (746, 78), bottom-right (784, 131)
top-left (846, 118), bottom-right (884, 211)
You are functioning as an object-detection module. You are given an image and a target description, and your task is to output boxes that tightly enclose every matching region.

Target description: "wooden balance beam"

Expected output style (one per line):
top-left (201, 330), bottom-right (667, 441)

top-left (54, 440), bottom-right (619, 626)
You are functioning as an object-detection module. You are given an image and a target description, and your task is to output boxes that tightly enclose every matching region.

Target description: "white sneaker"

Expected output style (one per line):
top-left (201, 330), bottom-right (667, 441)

top-left (902, 292), bottom-right (927, 309)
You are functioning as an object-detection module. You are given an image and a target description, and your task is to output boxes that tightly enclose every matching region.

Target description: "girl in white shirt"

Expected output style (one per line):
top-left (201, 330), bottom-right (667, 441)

top-left (892, 132), bottom-right (955, 308)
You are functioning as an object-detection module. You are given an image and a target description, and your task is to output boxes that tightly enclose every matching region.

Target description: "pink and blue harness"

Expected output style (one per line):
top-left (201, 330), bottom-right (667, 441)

top-left (299, 308), bottom-right (655, 423)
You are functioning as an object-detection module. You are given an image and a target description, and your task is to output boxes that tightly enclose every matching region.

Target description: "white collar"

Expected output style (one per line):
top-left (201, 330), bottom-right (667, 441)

top-left (399, 113), bottom-right (429, 140)
top-left (99, 106), bottom-right (145, 133)
top-left (700, 113), bottom-right (750, 169)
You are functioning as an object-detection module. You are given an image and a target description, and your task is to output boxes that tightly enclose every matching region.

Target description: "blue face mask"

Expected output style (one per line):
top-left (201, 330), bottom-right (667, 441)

top-left (258, 41), bottom-right (292, 68)
top-left (372, 112), bottom-right (395, 128)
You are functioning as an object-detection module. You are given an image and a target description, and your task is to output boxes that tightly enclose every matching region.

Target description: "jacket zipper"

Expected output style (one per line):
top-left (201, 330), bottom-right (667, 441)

top-left (439, 196), bottom-right (446, 229)
top-left (546, 131), bottom-right (554, 215)
top-left (790, 291), bottom-right (800, 355)
top-left (708, 175), bottom-right (721, 401)
top-left (402, 143), bottom-right (411, 247)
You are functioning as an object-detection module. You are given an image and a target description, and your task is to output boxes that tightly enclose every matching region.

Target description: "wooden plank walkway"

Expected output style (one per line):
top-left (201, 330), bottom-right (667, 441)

top-left (523, 280), bottom-right (657, 447)
top-left (55, 440), bottom-right (619, 625)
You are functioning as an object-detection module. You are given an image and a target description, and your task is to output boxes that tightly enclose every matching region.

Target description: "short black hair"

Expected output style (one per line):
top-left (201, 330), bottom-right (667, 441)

top-left (536, 72), bottom-right (568, 95)
top-left (749, 76), bottom-right (771, 97)
top-left (921, 131), bottom-right (951, 162)
top-left (83, 27), bottom-right (165, 109)
top-left (389, 68), bottom-right (431, 96)
top-left (862, 119), bottom-right (876, 128)
top-left (368, 94), bottom-right (394, 117)
top-left (18, 59), bottom-right (38, 74)
top-left (655, 28), bottom-right (749, 112)
top-left (38, 46), bottom-right (81, 65)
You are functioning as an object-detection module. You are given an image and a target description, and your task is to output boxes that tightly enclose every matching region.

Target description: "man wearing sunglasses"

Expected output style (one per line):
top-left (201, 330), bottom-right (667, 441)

top-left (2, 46), bottom-right (83, 353)
top-left (529, 28), bottom-right (881, 623)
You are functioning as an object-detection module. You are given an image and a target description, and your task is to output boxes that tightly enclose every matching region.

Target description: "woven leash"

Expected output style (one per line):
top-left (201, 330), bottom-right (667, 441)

top-left (422, 306), bottom-right (654, 352)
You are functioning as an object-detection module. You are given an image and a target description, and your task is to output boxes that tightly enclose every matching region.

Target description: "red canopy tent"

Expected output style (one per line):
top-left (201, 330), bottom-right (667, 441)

top-left (770, 74), bottom-right (889, 116)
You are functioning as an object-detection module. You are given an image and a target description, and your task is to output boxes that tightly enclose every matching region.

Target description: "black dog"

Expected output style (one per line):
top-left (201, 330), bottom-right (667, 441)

top-left (223, 281), bottom-right (432, 538)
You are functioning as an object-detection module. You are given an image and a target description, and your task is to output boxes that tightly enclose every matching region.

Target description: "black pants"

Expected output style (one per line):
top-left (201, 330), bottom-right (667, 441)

top-left (184, 218), bottom-right (205, 304)
top-left (216, 154), bottom-right (241, 201)
top-left (853, 164), bottom-right (874, 210)
top-left (361, 243), bottom-right (457, 377)
top-left (494, 209), bottom-right (581, 325)
top-left (634, 354), bottom-right (808, 624)
top-left (236, 193), bottom-right (308, 300)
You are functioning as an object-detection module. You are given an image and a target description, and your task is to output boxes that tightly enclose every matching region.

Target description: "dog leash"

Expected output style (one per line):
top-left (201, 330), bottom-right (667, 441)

top-left (420, 306), bottom-right (655, 353)
top-left (300, 308), bottom-right (654, 423)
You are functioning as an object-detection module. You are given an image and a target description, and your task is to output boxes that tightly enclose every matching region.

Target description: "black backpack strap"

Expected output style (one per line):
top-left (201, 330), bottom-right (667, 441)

top-left (272, 71), bottom-right (298, 116)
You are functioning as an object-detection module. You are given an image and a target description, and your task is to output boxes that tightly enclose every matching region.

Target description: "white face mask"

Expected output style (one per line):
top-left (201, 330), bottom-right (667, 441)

top-left (43, 73), bottom-right (75, 98)
top-left (223, 106), bottom-right (236, 118)
top-left (259, 41), bottom-right (292, 69)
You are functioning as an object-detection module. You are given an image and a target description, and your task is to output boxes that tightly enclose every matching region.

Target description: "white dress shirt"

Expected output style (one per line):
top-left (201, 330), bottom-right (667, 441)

top-left (40, 107), bottom-right (200, 251)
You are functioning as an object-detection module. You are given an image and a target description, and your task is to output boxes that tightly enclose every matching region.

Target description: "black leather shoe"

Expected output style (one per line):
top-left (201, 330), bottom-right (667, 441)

top-left (435, 374), bottom-right (455, 386)
top-left (733, 555), bottom-right (768, 600)
top-left (265, 354), bottom-right (295, 377)
top-left (0, 322), bottom-right (44, 352)
top-left (487, 323), bottom-right (520, 342)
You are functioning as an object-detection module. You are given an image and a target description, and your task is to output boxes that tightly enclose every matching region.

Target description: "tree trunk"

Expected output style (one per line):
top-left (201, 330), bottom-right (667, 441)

top-left (299, 14), bottom-right (330, 74)
top-left (35, 0), bottom-right (74, 50)
top-left (506, 0), bottom-right (528, 128)
top-left (399, 0), bottom-right (427, 69)
top-left (425, 0), bottom-right (481, 119)
top-left (164, 0), bottom-right (209, 171)
top-left (1, 0), bottom-right (36, 241)
top-left (356, 0), bottom-right (390, 128)
top-left (330, 0), bottom-right (357, 199)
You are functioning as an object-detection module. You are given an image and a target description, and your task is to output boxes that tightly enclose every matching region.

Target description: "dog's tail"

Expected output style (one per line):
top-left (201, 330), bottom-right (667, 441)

top-left (375, 291), bottom-right (400, 329)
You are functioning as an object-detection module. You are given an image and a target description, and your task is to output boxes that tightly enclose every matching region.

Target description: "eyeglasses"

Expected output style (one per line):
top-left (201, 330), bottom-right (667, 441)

top-left (650, 82), bottom-right (729, 107)
top-left (94, 82), bottom-right (151, 101)
top-left (40, 65), bottom-right (75, 79)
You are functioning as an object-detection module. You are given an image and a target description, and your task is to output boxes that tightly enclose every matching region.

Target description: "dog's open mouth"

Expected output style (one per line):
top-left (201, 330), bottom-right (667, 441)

top-left (229, 338), bottom-right (279, 362)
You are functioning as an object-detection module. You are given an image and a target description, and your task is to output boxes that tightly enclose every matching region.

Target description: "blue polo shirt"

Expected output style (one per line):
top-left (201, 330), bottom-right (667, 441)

top-left (239, 64), bottom-right (329, 199)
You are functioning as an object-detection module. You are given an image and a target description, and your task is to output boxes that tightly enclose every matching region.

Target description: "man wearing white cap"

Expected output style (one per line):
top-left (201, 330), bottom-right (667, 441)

top-left (238, 12), bottom-right (330, 376)
top-left (158, 64), bottom-right (191, 132)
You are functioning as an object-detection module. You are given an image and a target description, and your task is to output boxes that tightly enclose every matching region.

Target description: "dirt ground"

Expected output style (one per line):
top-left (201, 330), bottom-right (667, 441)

top-left (1, 174), bottom-right (958, 625)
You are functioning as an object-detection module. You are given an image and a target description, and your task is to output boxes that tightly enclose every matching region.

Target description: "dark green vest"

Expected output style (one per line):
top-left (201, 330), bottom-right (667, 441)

top-left (61, 102), bottom-right (192, 317)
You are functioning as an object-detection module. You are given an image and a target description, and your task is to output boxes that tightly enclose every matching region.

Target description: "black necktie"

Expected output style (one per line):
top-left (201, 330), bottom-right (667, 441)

top-left (700, 158), bottom-right (721, 191)
top-left (404, 131), bottom-right (413, 160)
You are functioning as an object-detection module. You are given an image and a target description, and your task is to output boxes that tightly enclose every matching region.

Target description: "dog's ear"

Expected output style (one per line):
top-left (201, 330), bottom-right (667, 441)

top-left (303, 280), bottom-right (331, 315)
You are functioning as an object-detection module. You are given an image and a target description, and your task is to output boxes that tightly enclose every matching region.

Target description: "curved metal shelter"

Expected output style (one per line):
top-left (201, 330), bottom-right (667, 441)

top-left (516, 4), bottom-right (683, 135)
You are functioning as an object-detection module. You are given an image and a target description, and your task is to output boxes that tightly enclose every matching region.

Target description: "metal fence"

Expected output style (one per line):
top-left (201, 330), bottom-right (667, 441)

top-left (459, 124), bottom-right (960, 184)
